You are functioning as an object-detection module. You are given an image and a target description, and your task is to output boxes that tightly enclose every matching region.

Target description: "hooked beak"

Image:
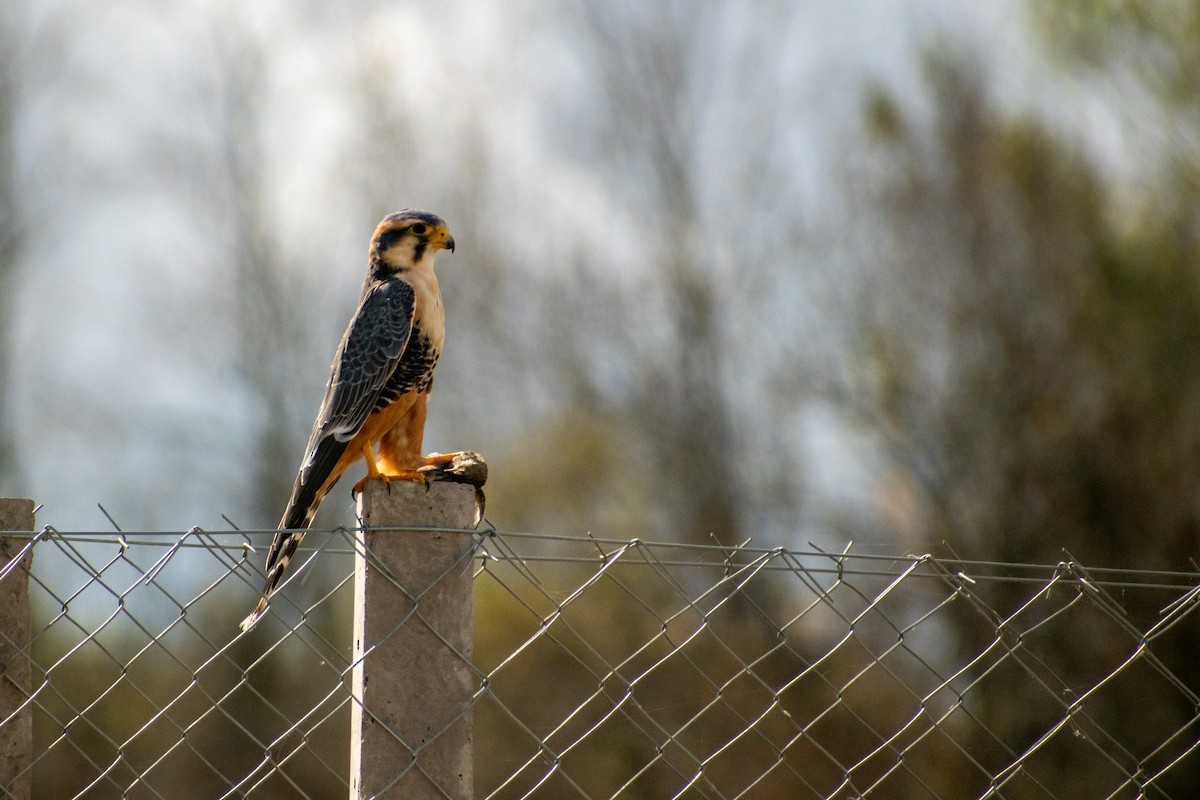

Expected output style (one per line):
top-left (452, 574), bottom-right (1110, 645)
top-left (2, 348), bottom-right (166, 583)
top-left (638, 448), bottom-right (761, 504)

top-left (433, 228), bottom-right (455, 253)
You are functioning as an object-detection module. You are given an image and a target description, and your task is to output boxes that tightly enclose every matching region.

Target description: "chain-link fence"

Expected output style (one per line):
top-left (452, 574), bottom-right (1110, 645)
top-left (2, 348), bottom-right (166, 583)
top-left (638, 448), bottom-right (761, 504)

top-left (3, 515), bottom-right (1200, 798)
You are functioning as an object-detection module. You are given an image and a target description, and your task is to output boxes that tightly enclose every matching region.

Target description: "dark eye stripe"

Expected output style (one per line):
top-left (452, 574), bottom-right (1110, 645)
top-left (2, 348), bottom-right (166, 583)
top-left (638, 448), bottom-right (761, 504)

top-left (375, 228), bottom-right (405, 252)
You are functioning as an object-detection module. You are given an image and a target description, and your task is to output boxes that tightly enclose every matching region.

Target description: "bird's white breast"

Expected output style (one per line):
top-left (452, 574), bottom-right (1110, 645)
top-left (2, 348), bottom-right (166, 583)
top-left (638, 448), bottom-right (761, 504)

top-left (408, 259), bottom-right (445, 351)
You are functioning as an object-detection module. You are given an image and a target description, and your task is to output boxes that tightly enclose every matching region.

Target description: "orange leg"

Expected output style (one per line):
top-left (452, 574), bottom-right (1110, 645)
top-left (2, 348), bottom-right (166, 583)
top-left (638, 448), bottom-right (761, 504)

top-left (352, 438), bottom-right (427, 494)
top-left (363, 441), bottom-right (383, 479)
top-left (350, 391), bottom-right (472, 493)
top-left (353, 393), bottom-right (430, 493)
top-left (353, 441), bottom-right (383, 494)
top-left (377, 392), bottom-right (429, 474)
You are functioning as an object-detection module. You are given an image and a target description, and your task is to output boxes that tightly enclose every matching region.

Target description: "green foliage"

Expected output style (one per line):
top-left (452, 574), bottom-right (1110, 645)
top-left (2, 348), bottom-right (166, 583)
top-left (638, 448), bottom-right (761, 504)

top-left (484, 411), bottom-right (656, 538)
top-left (858, 54), bottom-right (1200, 568)
top-left (27, 542), bottom-right (354, 799)
top-left (1036, 0), bottom-right (1200, 104)
top-left (850, 21), bottom-right (1200, 795)
top-left (863, 86), bottom-right (907, 144)
top-left (472, 554), bottom-right (965, 798)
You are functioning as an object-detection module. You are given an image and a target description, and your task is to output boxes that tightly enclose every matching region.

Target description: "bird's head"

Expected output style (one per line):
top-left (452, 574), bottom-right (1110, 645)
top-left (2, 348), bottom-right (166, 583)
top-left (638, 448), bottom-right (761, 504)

top-left (369, 210), bottom-right (455, 273)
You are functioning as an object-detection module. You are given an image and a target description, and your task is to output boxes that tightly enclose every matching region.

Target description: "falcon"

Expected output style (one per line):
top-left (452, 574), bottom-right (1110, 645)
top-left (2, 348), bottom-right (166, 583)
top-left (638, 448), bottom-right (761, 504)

top-left (240, 210), bottom-right (458, 632)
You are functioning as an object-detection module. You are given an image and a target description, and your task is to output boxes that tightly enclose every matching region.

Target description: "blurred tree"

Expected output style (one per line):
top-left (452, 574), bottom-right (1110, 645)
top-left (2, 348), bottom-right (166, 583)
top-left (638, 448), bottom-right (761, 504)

top-left (479, 0), bottom-right (807, 548)
top-left (184, 9), bottom-right (320, 528)
top-left (842, 42), bottom-right (1200, 794)
top-left (846, 16), bottom-right (1200, 563)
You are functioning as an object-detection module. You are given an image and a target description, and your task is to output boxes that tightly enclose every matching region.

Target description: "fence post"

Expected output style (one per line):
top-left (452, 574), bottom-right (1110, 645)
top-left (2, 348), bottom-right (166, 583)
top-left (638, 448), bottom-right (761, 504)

top-left (350, 480), bottom-right (478, 800)
top-left (0, 498), bottom-right (35, 800)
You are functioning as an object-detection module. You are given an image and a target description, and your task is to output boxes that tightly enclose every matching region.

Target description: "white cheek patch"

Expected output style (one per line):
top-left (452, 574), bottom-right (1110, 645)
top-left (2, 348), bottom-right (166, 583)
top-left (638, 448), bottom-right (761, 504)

top-left (383, 238), bottom-right (419, 269)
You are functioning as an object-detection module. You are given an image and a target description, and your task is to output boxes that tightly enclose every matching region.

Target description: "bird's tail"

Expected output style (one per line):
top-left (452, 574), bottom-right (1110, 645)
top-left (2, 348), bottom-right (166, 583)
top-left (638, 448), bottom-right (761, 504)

top-left (239, 526), bottom-right (306, 632)
top-left (239, 595), bottom-right (271, 633)
top-left (240, 440), bottom-right (348, 632)
top-left (239, 499), bottom-right (324, 632)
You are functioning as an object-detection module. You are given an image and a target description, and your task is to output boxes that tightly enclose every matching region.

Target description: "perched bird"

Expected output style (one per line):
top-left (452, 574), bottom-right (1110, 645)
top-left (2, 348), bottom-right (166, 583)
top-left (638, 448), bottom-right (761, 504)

top-left (240, 210), bottom-right (457, 632)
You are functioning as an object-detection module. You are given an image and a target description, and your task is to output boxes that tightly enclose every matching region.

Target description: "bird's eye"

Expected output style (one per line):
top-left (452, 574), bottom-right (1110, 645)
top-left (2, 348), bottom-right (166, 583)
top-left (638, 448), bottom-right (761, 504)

top-left (410, 223), bottom-right (429, 236)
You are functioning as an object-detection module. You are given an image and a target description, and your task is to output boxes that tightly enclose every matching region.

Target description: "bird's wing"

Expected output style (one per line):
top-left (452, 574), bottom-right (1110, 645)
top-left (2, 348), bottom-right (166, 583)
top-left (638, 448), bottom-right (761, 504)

top-left (285, 278), bottom-right (416, 528)
top-left (241, 279), bottom-right (415, 633)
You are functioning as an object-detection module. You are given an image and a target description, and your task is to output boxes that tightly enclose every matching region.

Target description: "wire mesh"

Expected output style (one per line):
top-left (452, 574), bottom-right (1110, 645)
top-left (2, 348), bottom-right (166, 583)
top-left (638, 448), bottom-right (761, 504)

top-left (2, 523), bottom-right (1200, 799)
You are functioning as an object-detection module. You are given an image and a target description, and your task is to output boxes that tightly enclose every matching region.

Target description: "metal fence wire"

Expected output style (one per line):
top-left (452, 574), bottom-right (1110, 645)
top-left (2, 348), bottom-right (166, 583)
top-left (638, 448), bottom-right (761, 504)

top-left (3, 523), bottom-right (1200, 799)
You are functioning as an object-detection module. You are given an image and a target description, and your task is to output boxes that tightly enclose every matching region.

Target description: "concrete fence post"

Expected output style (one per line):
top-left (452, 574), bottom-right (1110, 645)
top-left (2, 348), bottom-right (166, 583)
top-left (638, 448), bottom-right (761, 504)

top-left (0, 498), bottom-right (35, 800)
top-left (350, 480), bottom-right (478, 800)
